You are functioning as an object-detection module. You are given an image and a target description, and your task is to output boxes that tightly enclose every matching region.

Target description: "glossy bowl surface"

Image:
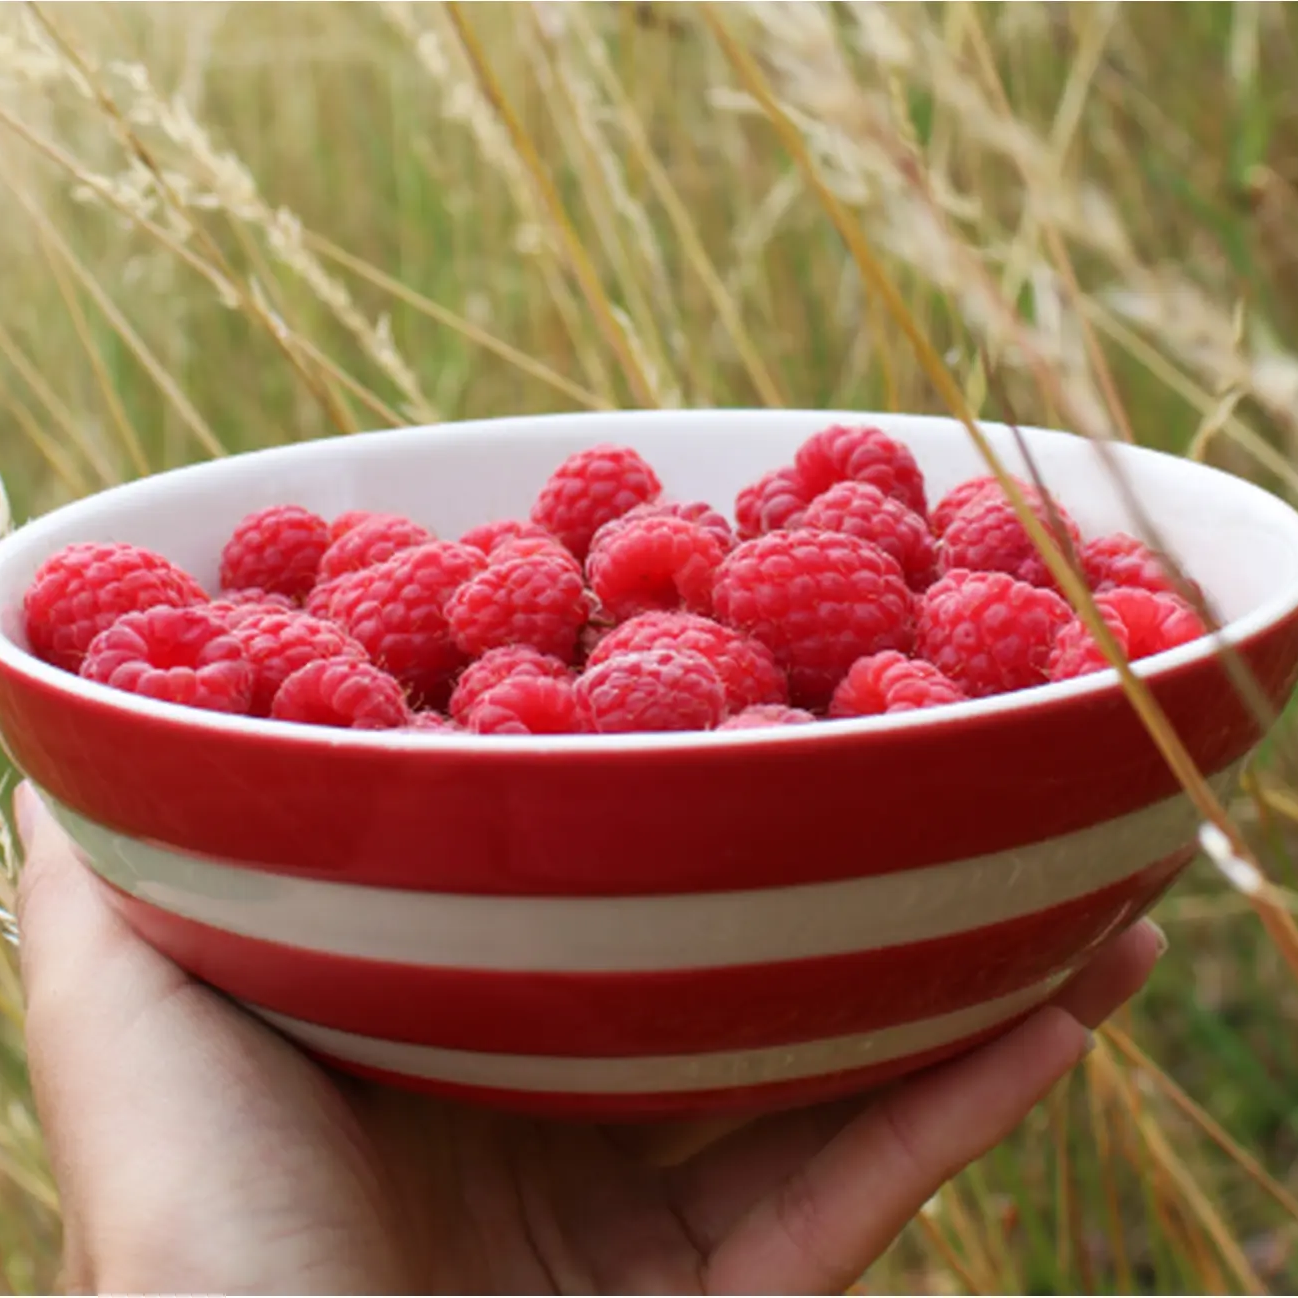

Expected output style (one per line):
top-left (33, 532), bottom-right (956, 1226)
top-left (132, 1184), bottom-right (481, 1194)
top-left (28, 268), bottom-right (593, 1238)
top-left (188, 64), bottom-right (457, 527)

top-left (2, 410), bottom-right (1296, 1118)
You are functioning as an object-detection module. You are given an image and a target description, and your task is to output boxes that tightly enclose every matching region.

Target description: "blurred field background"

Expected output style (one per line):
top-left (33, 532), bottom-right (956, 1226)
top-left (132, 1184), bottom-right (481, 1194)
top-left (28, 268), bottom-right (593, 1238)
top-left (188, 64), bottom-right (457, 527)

top-left (3, 1), bottom-right (1298, 1291)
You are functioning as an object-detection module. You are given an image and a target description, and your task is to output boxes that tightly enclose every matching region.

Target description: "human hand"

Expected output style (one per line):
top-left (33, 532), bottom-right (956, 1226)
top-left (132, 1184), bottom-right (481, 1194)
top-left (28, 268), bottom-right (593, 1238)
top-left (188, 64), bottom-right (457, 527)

top-left (13, 782), bottom-right (1164, 1295)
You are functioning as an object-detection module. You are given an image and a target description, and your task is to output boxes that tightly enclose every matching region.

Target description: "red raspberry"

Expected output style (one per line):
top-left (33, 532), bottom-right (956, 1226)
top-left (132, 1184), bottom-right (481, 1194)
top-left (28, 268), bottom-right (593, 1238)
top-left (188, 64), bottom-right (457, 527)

top-left (317, 514), bottom-right (433, 586)
top-left (717, 704), bottom-right (816, 730)
top-left (327, 541), bottom-right (486, 707)
top-left (1081, 533), bottom-right (1203, 602)
top-left (490, 535), bottom-right (582, 575)
top-left (407, 710), bottom-right (458, 732)
top-left (530, 443), bottom-right (662, 560)
top-left (230, 609), bottom-right (368, 716)
top-left (219, 505), bottom-right (330, 601)
top-left (794, 424), bottom-right (928, 516)
top-left (597, 501), bottom-right (735, 554)
top-left (931, 475), bottom-right (1029, 537)
top-left (216, 588), bottom-right (296, 612)
top-left (587, 515), bottom-right (725, 622)
top-left (939, 487), bottom-right (1081, 587)
top-left (449, 646), bottom-right (572, 725)
top-left (713, 531), bottom-right (915, 709)
top-left (586, 611), bottom-right (787, 712)
top-left (916, 569), bottom-right (1071, 698)
top-left (828, 650), bottom-right (966, 718)
top-left (469, 674), bottom-right (582, 736)
top-left (271, 658), bottom-right (411, 730)
top-left (208, 598), bottom-right (296, 628)
top-left (80, 606), bottom-right (252, 714)
top-left (24, 542), bottom-right (207, 672)
top-left (1049, 588), bottom-right (1207, 681)
top-left (329, 510), bottom-right (381, 543)
top-left (735, 466), bottom-right (814, 539)
top-left (445, 553), bottom-right (590, 663)
top-left (574, 648), bottom-right (726, 733)
top-left (460, 518), bottom-right (557, 556)
top-left (801, 481), bottom-right (938, 590)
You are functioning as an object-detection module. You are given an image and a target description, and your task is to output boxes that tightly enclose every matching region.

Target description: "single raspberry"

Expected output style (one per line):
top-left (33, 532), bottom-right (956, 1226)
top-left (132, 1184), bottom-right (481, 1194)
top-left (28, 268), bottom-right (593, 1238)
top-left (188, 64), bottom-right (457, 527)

top-left (24, 542), bottom-right (208, 672)
top-left (490, 535), bottom-right (582, 575)
top-left (1048, 588), bottom-right (1207, 681)
top-left (595, 501), bottom-right (735, 554)
top-left (230, 609), bottom-right (368, 716)
top-left (1081, 533), bottom-right (1204, 602)
top-left (530, 443), bottom-right (662, 560)
top-left (828, 650), bottom-right (966, 718)
top-left (574, 647), bottom-right (726, 733)
top-left (713, 531), bottom-right (915, 709)
top-left (407, 710), bottom-right (458, 732)
top-left (916, 569), bottom-right (1072, 698)
top-left (329, 509), bottom-right (382, 543)
top-left (587, 515), bottom-right (726, 622)
top-left (80, 606), bottom-right (252, 714)
top-left (470, 674), bottom-right (582, 736)
top-left (216, 587), bottom-right (296, 612)
top-left (793, 424), bottom-right (928, 517)
top-left (449, 646), bottom-right (572, 725)
top-left (717, 704), bottom-right (816, 730)
top-left (939, 486), bottom-right (1082, 587)
top-left (219, 505), bottom-right (330, 601)
top-left (586, 611), bottom-right (787, 712)
top-left (445, 553), bottom-right (590, 663)
top-left (734, 466), bottom-right (814, 539)
top-left (460, 518), bottom-right (557, 556)
top-left (930, 475), bottom-right (1028, 537)
top-left (801, 481), bottom-right (938, 590)
top-left (327, 541), bottom-right (486, 707)
top-left (317, 514), bottom-right (434, 586)
top-left (270, 658), bottom-right (411, 730)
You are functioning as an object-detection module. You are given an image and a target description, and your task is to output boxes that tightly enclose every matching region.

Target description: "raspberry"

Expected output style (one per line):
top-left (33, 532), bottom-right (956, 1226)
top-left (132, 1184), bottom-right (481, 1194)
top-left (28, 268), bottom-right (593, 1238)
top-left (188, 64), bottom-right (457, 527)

top-left (449, 646), bottom-right (572, 725)
top-left (939, 486), bottom-right (1081, 587)
top-left (586, 611), bottom-right (787, 712)
top-left (469, 674), bottom-right (582, 736)
top-left (574, 648), bottom-right (727, 733)
top-left (717, 704), bottom-right (816, 730)
top-left (329, 510), bottom-right (381, 543)
top-left (530, 443), bottom-right (662, 560)
top-left (916, 569), bottom-right (1071, 698)
top-left (230, 609), bottom-right (368, 716)
top-left (490, 535), bottom-right (582, 574)
top-left (216, 588), bottom-right (296, 612)
top-left (219, 505), bottom-right (330, 601)
top-left (460, 518), bottom-right (557, 556)
top-left (208, 598), bottom-right (296, 628)
top-left (793, 424), bottom-right (928, 516)
top-left (327, 541), bottom-right (486, 707)
top-left (1081, 533), bottom-right (1203, 602)
top-left (931, 475), bottom-right (1029, 537)
top-left (587, 515), bottom-right (725, 621)
top-left (713, 531), bottom-right (915, 709)
top-left (801, 481), bottom-right (938, 590)
top-left (80, 606), bottom-right (252, 714)
top-left (304, 577), bottom-right (345, 621)
top-left (24, 542), bottom-right (208, 672)
top-left (317, 514), bottom-right (433, 585)
top-left (407, 710), bottom-right (458, 732)
top-left (828, 650), bottom-right (966, 718)
top-left (270, 658), bottom-right (411, 730)
top-left (734, 466), bottom-right (814, 539)
top-left (596, 501), bottom-right (735, 554)
top-left (1048, 588), bottom-right (1207, 681)
top-left (445, 553), bottom-right (590, 662)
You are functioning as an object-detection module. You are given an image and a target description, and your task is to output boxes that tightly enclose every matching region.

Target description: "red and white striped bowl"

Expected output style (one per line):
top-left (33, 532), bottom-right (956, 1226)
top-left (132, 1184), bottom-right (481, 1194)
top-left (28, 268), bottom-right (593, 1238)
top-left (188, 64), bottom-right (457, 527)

top-left (2, 410), bottom-right (1297, 1120)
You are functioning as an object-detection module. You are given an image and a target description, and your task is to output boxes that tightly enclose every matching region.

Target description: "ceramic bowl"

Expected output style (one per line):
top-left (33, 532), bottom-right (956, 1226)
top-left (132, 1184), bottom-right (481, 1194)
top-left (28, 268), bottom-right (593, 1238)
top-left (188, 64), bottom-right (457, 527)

top-left (1, 410), bottom-right (1297, 1120)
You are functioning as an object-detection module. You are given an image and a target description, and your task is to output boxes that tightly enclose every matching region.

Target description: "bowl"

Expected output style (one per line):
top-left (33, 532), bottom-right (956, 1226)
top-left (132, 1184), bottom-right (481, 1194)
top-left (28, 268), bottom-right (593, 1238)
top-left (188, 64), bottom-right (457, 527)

top-left (1, 409), bottom-right (1297, 1121)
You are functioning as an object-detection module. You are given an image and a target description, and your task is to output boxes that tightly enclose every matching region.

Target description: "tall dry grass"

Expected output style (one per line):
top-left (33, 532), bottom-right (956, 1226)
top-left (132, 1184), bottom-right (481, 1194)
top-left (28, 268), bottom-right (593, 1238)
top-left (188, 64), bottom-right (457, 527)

top-left (3, 2), bottom-right (1298, 1291)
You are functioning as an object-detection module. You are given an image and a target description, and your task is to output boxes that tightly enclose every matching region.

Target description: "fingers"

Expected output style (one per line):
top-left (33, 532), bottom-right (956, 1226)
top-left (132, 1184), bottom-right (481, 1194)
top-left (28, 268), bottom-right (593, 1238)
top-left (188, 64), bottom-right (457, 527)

top-left (1049, 917), bottom-right (1167, 1028)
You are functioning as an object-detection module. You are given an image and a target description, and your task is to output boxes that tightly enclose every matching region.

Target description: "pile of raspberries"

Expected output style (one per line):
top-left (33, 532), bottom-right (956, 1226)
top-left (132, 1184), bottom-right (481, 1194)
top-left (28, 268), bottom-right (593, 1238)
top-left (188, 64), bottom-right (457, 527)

top-left (21, 424), bottom-right (1209, 736)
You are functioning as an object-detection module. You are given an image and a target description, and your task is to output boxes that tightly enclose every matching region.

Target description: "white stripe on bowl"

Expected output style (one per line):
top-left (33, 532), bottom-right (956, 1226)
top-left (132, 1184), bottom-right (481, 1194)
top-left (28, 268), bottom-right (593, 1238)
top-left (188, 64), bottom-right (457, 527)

top-left (249, 970), bottom-right (1069, 1094)
top-left (41, 770), bottom-right (1232, 975)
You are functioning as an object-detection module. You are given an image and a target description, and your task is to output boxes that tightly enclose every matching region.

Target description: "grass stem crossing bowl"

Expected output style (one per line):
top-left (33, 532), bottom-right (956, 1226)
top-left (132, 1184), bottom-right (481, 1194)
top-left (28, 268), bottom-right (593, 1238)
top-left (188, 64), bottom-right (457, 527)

top-left (1, 410), bottom-right (1297, 1119)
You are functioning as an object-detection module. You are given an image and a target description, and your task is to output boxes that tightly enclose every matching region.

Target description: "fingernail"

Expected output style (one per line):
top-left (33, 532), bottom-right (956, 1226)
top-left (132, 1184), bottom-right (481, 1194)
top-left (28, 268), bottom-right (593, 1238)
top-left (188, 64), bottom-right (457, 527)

top-left (11, 782), bottom-right (37, 849)
top-left (1082, 1029), bottom-right (1097, 1056)
top-left (1143, 917), bottom-right (1170, 958)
